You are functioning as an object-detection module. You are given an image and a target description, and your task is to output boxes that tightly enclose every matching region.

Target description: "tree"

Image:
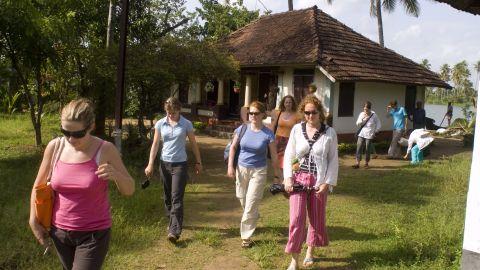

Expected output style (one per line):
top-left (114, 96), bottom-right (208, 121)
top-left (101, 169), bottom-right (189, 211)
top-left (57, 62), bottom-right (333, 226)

top-left (439, 63), bottom-right (451, 101)
top-left (326, 0), bottom-right (420, 47)
top-left (195, 0), bottom-right (259, 41)
top-left (451, 61), bottom-right (474, 103)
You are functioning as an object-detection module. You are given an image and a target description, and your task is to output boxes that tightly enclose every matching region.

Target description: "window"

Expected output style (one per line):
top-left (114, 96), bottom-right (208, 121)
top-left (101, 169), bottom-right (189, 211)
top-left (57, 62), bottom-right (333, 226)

top-left (338, 82), bottom-right (355, 117)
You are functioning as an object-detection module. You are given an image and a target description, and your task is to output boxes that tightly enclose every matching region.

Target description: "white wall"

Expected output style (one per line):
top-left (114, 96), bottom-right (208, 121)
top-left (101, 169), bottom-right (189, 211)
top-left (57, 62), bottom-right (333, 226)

top-left (332, 82), bottom-right (408, 134)
top-left (313, 68), bottom-right (332, 112)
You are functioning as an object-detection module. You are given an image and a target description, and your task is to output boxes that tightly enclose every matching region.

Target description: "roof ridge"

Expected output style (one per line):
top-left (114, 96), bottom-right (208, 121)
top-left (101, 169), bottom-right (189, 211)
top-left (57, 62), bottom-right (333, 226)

top-left (228, 6), bottom-right (316, 38)
top-left (311, 6), bottom-right (322, 65)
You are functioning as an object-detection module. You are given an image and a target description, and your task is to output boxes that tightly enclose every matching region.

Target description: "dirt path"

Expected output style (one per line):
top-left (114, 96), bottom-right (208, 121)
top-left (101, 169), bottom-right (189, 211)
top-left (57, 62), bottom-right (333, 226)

top-left (145, 135), bottom-right (469, 269)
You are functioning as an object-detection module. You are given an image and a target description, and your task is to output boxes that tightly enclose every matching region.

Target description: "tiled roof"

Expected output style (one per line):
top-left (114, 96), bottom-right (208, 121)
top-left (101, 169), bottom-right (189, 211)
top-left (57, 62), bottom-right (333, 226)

top-left (434, 0), bottom-right (480, 15)
top-left (223, 6), bottom-right (450, 88)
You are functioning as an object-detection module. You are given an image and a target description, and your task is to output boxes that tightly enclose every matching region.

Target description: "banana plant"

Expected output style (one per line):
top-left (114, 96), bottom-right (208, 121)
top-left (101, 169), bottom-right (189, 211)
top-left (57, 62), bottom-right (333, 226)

top-left (1, 92), bottom-right (21, 114)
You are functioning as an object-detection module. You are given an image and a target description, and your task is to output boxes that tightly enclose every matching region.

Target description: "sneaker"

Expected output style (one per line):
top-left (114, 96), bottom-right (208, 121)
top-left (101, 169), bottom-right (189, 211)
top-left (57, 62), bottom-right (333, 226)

top-left (241, 239), bottom-right (252, 248)
top-left (352, 164), bottom-right (359, 169)
top-left (167, 233), bottom-right (179, 243)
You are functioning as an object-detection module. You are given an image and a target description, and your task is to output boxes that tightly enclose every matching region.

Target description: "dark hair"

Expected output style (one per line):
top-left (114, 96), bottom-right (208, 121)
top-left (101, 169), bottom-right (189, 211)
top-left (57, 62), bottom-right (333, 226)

top-left (416, 101), bottom-right (423, 108)
top-left (389, 100), bottom-right (398, 107)
top-left (364, 101), bottom-right (372, 109)
top-left (298, 95), bottom-right (326, 123)
top-left (279, 95), bottom-right (297, 112)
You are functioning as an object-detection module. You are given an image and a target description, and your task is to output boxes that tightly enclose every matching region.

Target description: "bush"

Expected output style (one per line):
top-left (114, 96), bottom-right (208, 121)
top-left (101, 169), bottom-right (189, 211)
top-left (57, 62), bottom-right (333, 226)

top-left (193, 121), bottom-right (207, 130)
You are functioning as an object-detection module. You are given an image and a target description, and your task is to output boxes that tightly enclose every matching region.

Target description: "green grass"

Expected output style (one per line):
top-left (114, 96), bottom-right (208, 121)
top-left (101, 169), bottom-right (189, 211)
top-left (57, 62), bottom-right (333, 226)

top-left (0, 113), bottom-right (470, 269)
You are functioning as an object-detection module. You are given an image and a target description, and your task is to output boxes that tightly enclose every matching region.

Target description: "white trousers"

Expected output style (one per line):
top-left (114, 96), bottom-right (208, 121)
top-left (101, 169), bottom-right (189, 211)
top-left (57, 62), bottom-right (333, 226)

top-left (235, 165), bottom-right (267, 240)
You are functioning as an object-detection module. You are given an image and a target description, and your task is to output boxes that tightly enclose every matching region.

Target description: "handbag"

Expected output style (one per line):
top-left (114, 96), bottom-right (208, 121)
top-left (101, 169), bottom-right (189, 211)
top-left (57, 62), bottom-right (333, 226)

top-left (224, 124), bottom-right (247, 167)
top-left (267, 111), bottom-right (282, 159)
top-left (34, 137), bottom-right (64, 230)
top-left (355, 113), bottom-right (375, 139)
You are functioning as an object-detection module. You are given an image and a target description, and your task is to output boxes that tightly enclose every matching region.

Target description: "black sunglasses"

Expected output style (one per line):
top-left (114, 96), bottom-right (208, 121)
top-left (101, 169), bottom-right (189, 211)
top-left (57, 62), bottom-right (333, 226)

top-left (60, 126), bottom-right (89, 138)
top-left (248, 112), bottom-right (261, 116)
top-left (304, 111), bottom-right (319, 116)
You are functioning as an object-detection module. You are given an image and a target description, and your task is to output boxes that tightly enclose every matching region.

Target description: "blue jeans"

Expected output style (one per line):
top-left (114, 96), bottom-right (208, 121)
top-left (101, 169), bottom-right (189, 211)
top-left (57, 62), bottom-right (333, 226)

top-left (411, 145), bottom-right (423, 164)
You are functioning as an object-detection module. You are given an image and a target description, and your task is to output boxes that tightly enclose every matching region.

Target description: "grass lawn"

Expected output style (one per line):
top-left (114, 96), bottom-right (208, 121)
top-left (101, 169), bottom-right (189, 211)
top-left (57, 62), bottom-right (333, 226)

top-left (0, 113), bottom-right (470, 269)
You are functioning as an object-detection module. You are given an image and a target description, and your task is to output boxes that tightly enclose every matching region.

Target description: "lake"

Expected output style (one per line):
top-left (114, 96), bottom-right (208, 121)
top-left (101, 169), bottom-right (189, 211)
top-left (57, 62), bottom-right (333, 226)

top-left (424, 104), bottom-right (471, 126)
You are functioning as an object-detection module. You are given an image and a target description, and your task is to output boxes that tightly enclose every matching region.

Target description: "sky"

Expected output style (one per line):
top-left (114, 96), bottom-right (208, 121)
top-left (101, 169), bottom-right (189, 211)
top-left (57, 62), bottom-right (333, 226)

top-left (185, 0), bottom-right (480, 86)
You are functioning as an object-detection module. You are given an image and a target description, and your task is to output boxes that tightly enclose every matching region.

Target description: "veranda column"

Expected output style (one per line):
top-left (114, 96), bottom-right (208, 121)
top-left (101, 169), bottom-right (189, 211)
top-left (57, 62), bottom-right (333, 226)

top-left (217, 79), bottom-right (224, 105)
top-left (244, 75), bottom-right (252, 107)
top-left (195, 80), bottom-right (201, 103)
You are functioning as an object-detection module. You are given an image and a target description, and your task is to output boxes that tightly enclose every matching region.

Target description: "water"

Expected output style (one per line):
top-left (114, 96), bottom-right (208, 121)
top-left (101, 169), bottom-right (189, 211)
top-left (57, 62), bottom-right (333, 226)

top-left (424, 104), bottom-right (471, 126)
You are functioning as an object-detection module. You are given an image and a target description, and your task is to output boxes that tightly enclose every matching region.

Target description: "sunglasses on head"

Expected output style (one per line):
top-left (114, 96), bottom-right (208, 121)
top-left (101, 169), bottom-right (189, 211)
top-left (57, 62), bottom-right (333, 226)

top-left (304, 111), bottom-right (319, 116)
top-left (248, 111), bottom-right (261, 116)
top-left (60, 126), bottom-right (89, 138)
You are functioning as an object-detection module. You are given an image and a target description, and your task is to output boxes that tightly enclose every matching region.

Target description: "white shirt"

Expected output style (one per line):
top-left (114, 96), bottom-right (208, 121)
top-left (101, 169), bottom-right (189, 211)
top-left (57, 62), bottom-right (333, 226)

top-left (283, 123), bottom-right (339, 188)
top-left (406, 129), bottom-right (434, 154)
top-left (355, 111), bottom-right (381, 139)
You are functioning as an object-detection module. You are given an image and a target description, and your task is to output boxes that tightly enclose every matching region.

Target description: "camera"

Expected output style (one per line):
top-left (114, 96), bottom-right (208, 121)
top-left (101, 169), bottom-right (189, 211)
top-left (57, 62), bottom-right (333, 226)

top-left (141, 179), bottom-right (150, 189)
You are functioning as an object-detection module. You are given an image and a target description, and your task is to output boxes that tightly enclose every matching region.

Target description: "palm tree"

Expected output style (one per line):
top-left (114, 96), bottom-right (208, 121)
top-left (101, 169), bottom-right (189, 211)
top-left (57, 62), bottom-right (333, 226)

top-left (452, 61), bottom-right (471, 100)
top-left (325, 0), bottom-right (420, 47)
top-left (439, 63), bottom-right (451, 101)
top-left (475, 60), bottom-right (480, 92)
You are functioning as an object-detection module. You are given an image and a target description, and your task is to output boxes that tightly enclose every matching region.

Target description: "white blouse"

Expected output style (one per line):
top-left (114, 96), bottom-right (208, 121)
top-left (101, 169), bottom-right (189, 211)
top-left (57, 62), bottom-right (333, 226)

top-left (355, 111), bottom-right (381, 139)
top-left (283, 123), bottom-right (339, 188)
top-left (406, 129), bottom-right (434, 154)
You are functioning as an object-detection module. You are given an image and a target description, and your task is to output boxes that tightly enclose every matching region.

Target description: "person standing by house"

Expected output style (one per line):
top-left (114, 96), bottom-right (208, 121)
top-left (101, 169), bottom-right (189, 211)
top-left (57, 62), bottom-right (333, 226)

top-left (409, 101), bottom-right (426, 130)
top-left (227, 101), bottom-right (281, 248)
top-left (29, 98), bottom-right (135, 270)
top-left (386, 100), bottom-right (408, 159)
top-left (445, 102), bottom-right (454, 126)
top-left (307, 83), bottom-right (322, 100)
top-left (403, 129), bottom-right (434, 165)
top-left (353, 101), bottom-right (381, 169)
top-left (270, 95), bottom-right (301, 177)
top-left (283, 95), bottom-right (339, 269)
top-left (145, 97), bottom-right (203, 243)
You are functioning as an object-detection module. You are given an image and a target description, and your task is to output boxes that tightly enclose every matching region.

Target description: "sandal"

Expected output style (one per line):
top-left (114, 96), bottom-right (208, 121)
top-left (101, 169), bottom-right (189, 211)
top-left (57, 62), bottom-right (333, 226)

top-left (303, 257), bottom-right (315, 267)
top-left (241, 239), bottom-right (252, 248)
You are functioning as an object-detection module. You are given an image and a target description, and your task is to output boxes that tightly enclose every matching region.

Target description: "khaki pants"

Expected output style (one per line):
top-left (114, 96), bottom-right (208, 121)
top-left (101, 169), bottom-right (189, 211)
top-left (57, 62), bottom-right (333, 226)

top-left (236, 165), bottom-right (267, 240)
top-left (388, 129), bottom-right (404, 158)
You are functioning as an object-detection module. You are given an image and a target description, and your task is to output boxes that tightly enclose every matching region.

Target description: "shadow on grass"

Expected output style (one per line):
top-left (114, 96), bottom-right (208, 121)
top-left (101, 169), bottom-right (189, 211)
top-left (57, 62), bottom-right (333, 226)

top-left (329, 226), bottom-right (378, 241)
top-left (336, 169), bottom-right (436, 206)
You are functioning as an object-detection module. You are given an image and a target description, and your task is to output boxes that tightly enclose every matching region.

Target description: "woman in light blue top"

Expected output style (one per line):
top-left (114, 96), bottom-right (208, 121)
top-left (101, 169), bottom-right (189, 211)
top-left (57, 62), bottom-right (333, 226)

top-left (227, 101), bottom-right (281, 248)
top-left (145, 97), bottom-right (203, 243)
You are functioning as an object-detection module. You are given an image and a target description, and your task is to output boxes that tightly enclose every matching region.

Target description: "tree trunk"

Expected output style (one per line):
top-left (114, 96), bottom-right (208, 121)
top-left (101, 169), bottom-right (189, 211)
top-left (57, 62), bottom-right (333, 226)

top-left (288, 0), bottom-right (293, 11)
top-left (376, 0), bottom-right (384, 47)
top-left (94, 86), bottom-right (107, 137)
top-left (138, 82), bottom-right (147, 139)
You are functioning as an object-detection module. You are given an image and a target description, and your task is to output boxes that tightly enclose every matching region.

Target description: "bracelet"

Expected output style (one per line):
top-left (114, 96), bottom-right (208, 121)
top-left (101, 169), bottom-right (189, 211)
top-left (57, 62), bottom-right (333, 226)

top-left (196, 162), bottom-right (202, 165)
top-left (274, 176), bottom-right (279, 179)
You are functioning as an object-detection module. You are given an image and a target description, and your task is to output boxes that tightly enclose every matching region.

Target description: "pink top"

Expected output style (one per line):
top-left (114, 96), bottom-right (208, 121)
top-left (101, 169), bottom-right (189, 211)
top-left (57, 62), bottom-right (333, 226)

top-left (50, 140), bottom-right (111, 231)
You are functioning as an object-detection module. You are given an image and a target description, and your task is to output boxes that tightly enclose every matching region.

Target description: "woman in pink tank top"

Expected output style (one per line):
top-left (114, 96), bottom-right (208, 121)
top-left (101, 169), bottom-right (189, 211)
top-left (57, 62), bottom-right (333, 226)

top-left (29, 99), bottom-right (135, 270)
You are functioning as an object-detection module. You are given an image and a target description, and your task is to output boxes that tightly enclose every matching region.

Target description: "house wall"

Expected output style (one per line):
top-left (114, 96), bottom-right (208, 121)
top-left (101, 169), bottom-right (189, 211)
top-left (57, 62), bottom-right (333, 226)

top-left (313, 68), bottom-right (332, 112)
top-left (332, 82), bottom-right (410, 134)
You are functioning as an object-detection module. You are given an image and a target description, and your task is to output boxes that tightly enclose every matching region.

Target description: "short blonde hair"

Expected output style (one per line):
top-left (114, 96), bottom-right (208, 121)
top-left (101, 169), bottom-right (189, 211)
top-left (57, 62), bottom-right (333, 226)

top-left (61, 98), bottom-right (95, 127)
top-left (298, 95), bottom-right (326, 123)
top-left (164, 97), bottom-right (182, 112)
top-left (249, 101), bottom-right (267, 119)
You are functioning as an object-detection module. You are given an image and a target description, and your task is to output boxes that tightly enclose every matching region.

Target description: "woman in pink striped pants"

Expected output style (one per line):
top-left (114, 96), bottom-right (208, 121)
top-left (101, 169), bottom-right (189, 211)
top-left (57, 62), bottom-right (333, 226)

top-left (283, 95), bottom-right (339, 270)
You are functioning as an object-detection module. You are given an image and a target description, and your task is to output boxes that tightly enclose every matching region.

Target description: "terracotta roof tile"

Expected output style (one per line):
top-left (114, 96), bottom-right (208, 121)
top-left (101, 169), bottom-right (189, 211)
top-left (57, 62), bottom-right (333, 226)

top-left (223, 6), bottom-right (450, 88)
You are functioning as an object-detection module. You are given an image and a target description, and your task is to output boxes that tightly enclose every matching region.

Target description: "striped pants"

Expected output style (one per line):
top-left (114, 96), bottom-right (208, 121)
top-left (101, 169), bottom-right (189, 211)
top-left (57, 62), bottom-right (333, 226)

top-left (285, 172), bottom-right (328, 254)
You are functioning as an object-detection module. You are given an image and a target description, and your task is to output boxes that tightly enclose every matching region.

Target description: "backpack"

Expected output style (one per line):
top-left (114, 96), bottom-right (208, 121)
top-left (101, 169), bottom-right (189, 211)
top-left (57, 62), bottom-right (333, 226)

top-left (224, 124), bottom-right (247, 167)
